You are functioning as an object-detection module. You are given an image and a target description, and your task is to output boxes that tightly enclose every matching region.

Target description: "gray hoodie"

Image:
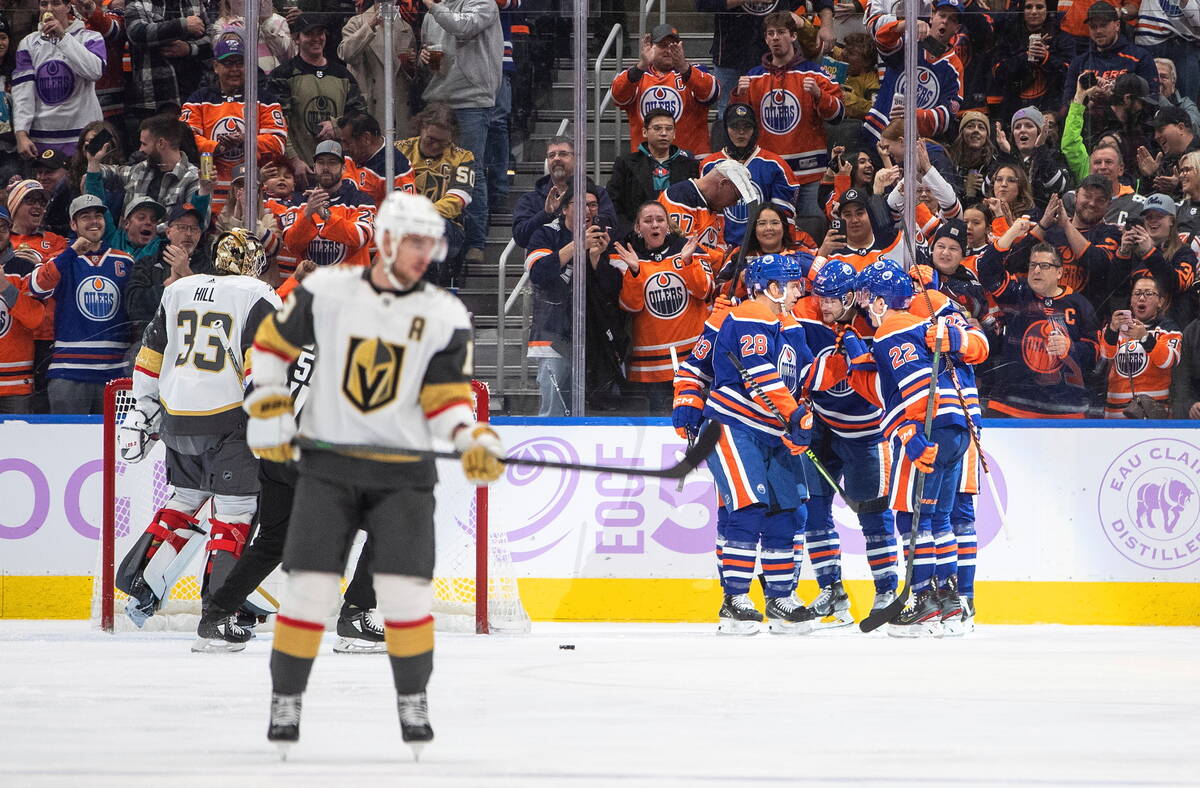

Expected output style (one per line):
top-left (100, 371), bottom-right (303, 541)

top-left (421, 0), bottom-right (502, 110)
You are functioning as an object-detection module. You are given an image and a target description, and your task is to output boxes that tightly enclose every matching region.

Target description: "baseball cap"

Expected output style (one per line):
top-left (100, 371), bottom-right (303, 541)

top-left (32, 149), bottom-right (67, 171)
top-left (1141, 193), bottom-right (1178, 216)
top-left (0, 13), bottom-right (10, 37)
top-left (123, 195), bottom-right (166, 222)
top-left (932, 0), bottom-right (963, 12)
top-left (214, 35), bottom-right (245, 61)
top-left (7, 180), bottom-right (45, 215)
top-left (724, 103), bottom-right (757, 129)
top-left (1111, 73), bottom-right (1161, 107)
top-left (313, 140), bottom-right (344, 161)
top-left (167, 202), bottom-right (205, 224)
top-left (839, 188), bottom-right (870, 212)
top-left (932, 218), bottom-right (968, 254)
top-left (1151, 106), bottom-right (1192, 129)
top-left (293, 12), bottom-right (328, 34)
top-left (1086, 2), bottom-right (1119, 23)
top-left (69, 194), bottom-right (105, 218)
top-left (650, 23), bottom-right (680, 44)
top-left (231, 163), bottom-right (247, 183)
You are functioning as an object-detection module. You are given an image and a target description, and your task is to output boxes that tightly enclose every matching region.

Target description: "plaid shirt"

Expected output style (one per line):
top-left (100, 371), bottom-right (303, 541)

top-left (100, 154), bottom-right (200, 217)
top-left (125, 0), bottom-right (211, 111)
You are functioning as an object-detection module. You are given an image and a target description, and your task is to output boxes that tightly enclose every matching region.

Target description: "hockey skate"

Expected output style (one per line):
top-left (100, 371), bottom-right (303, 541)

top-left (764, 595), bottom-right (815, 635)
top-left (267, 692), bottom-right (302, 760)
top-left (191, 610), bottom-right (252, 653)
top-left (333, 606), bottom-right (386, 654)
top-left (397, 691), bottom-right (434, 760)
top-left (717, 594), bottom-right (763, 635)
top-left (960, 596), bottom-right (976, 634)
top-left (887, 589), bottom-right (942, 638)
top-left (809, 581), bottom-right (853, 630)
top-left (938, 578), bottom-right (966, 638)
top-left (870, 589), bottom-right (896, 614)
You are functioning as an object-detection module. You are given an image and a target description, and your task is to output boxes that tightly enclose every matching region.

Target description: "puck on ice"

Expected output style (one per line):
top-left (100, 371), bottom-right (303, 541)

top-left (559, 644), bottom-right (575, 650)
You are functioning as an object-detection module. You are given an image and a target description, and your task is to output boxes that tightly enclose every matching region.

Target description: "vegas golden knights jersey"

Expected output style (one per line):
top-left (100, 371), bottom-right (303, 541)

top-left (252, 267), bottom-right (476, 471)
top-left (134, 274), bottom-right (282, 436)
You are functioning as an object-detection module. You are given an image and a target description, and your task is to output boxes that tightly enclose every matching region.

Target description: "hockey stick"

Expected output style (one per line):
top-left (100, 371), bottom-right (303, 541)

top-left (669, 345), bottom-right (694, 492)
top-left (722, 202), bottom-right (762, 300)
top-left (858, 319), bottom-right (944, 633)
top-left (295, 420), bottom-right (720, 480)
top-left (724, 351), bottom-right (885, 515)
top-left (211, 319), bottom-right (245, 382)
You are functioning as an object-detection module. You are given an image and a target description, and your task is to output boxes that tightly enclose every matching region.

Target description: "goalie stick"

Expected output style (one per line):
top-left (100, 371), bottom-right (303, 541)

top-left (724, 351), bottom-right (887, 515)
top-left (858, 318), bottom-right (945, 633)
top-left (211, 319), bottom-right (244, 382)
top-left (295, 420), bottom-right (721, 480)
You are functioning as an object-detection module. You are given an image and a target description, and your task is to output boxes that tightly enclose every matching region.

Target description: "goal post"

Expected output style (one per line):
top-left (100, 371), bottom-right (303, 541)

top-left (95, 377), bottom-right (530, 635)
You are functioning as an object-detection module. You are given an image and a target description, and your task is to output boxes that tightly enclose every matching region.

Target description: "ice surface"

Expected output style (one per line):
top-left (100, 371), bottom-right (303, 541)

top-left (2, 621), bottom-right (1198, 787)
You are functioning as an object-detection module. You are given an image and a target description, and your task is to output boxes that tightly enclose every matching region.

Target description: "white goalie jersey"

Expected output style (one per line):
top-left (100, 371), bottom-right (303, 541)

top-left (252, 267), bottom-right (475, 460)
top-left (133, 273), bottom-right (282, 436)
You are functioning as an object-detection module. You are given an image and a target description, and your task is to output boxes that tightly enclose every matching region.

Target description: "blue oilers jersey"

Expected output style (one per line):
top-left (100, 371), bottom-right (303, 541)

top-left (700, 148), bottom-right (799, 248)
top-left (31, 244), bottom-right (134, 384)
top-left (702, 301), bottom-right (802, 437)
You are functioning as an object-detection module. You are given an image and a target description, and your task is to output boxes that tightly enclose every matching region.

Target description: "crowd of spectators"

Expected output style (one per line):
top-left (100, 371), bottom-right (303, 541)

top-left (3, 0), bottom-right (1200, 420)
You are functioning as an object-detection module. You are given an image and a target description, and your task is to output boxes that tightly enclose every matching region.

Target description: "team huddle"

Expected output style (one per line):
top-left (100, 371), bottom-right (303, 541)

top-left (674, 239), bottom-right (987, 638)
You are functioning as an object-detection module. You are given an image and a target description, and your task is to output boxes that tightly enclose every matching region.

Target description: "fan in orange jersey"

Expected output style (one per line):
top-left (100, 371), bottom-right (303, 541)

top-left (181, 36), bottom-right (287, 216)
top-left (0, 206), bottom-right (47, 414)
top-left (611, 24), bottom-right (719, 158)
top-left (337, 112), bottom-right (416, 205)
top-left (1100, 275), bottom-right (1183, 418)
top-left (614, 201), bottom-right (714, 412)
top-left (279, 141), bottom-right (376, 270)
top-left (735, 13), bottom-right (843, 215)
top-left (658, 158), bottom-right (755, 253)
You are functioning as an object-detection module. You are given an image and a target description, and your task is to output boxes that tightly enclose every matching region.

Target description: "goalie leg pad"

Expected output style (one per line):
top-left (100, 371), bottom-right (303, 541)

top-left (114, 507), bottom-right (202, 596)
top-left (203, 517), bottom-right (254, 599)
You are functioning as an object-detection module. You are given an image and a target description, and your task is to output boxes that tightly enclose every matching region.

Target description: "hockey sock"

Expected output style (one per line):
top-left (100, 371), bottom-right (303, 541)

top-left (721, 541), bottom-right (758, 595)
top-left (271, 615), bottom-right (324, 695)
top-left (896, 512), bottom-right (936, 593)
top-left (715, 506), bottom-right (728, 584)
top-left (384, 617), bottom-right (435, 694)
top-left (953, 519), bottom-right (977, 597)
top-left (805, 526), bottom-right (842, 588)
top-left (791, 506), bottom-right (806, 585)
top-left (932, 521), bottom-right (958, 587)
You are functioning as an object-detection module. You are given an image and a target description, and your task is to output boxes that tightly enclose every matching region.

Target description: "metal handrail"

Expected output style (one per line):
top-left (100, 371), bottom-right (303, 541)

top-left (593, 24), bottom-right (623, 184)
top-left (638, 0), bottom-right (666, 43)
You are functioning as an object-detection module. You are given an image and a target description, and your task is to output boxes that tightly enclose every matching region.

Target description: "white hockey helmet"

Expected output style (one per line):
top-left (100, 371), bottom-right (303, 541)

top-left (213, 228), bottom-right (267, 278)
top-left (376, 190), bottom-right (447, 264)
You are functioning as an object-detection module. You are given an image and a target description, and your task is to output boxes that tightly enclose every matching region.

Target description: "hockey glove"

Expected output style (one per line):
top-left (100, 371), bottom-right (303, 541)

top-left (908, 264), bottom-right (938, 291)
top-left (711, 293), bottom-right (736, 317)
top-left (244, 386), bottom-right (298, 464)
top-left (118, 404), bottom-right (162, 463)
top-left (840, 331), bottom-right (876, 371)
top-left (671, 392), bottom-right (705, 440)
top-left (455, 424), bottom-right (505, 485)
top-left (896, 422), bottom-right (938, 473)
top-left (925, 322), bottom-right (965, 354)
top-left (781, 404), bottom-right (813, 455)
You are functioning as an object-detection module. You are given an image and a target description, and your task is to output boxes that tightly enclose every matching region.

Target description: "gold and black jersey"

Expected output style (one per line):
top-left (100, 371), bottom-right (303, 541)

top-left (396, 137), bottom-right (474, 222)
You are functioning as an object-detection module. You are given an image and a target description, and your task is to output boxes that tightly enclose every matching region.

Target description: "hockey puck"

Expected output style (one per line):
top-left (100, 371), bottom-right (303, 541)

top-left (559, 644), bottom-right (575, 650)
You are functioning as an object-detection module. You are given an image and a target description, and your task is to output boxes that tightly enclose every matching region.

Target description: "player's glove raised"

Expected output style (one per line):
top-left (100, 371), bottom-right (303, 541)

top-left (671, 392), bottom-right (705, 440)
top-left (781, 404), bottom-right (813, 455)
top-left (455, 424), bottom-right (505, 485)
top-left (118, 403), bottom-right (162, 463)
top-left (244, 386), bottom-right (298, 464)
top-left (840, 330), bottom-right (876, 371)
top-left (896, 421), bottom-right (938, 473)
top-left (925, 321), bottom-right (965, 354)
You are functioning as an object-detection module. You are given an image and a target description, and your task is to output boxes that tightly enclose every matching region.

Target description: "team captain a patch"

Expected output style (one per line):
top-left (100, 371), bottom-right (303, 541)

top-left (77, 276), bottom-right (119, 321)
top-left (1097, 437), bottom-right (1200, 570)
top-left (645, 271), bottom-right (687, 319)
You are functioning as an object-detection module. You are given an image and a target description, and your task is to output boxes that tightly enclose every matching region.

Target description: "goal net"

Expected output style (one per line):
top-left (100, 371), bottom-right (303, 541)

top-left (93, 378), bottom-right (530, 635)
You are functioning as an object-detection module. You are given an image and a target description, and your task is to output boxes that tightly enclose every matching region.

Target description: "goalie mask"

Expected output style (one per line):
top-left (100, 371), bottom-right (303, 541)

top-left (214, 228), bottom-right (267, 278)
top-left (376, 191), bottom-right (448, 267)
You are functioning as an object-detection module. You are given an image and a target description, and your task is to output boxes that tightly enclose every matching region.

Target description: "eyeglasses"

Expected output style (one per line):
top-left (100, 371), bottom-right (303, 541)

top-left (1179, 166), bottom-right (1196, 174)
top-left (170, 223), bottom-right (201, 234)
top-left (1132, 290), bottom-right (1161, 298)
top-left (1029, 261), bottom-right (1061, 270)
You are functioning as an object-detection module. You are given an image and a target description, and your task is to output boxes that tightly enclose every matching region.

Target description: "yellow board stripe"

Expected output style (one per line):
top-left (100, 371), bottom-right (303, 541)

top-left (7, 577), bottom-right (1200, 626)
top-left (385, 616), bottom-right (435, 657)
top-left (273, 616), bottom-right (324, 659)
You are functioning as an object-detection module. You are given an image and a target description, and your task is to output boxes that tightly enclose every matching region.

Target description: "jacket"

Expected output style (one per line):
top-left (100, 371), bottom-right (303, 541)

top-left (125, 0), bottom-right (211, 111)
top-left (1061, 34), bottom-right (1159, 115)
top-left (420, 0), bottom-right (502, 109)
top-left (126, 243), bottom-right (215, 329)
top-left (268, 56), bottom-right (367, 166)
top-left (339, 6), bottom-right (414, 132)
top-left (606, 144), bottom-right (698, 229)
top-left (512, 174), bottom-right (617, 249)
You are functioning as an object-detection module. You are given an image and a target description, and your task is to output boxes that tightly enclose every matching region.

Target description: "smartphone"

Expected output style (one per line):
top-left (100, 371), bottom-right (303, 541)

top-left (830, 216), bottom-right (844, 234)
top-left (1080, 72), bottom-right (1099, 90)
top-left (1124, 216), bottom-right (1145, 231)
top-left (86, 128), bottom-right (114, 155)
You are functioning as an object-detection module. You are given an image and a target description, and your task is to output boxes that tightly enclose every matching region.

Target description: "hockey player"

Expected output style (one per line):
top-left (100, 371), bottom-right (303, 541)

top-left (852, 259), bottom-right (987, 636)
top-left (794, 260), bottom-right (898, 624)
top-left (116, 228), bottom-right (282, 640)
top-left (702, 254), bottom-right (816, 635)
top-left (245, 191), bottom-right (505, 757)
top-left (181, 35), bottom-right (288, 215)
top-left (699, 104), bottom-right (798, 250)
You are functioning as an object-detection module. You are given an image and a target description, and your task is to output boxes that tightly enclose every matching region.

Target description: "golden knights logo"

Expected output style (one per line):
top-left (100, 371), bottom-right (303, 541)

top-left (342, 337), bottom-right (405, 413)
